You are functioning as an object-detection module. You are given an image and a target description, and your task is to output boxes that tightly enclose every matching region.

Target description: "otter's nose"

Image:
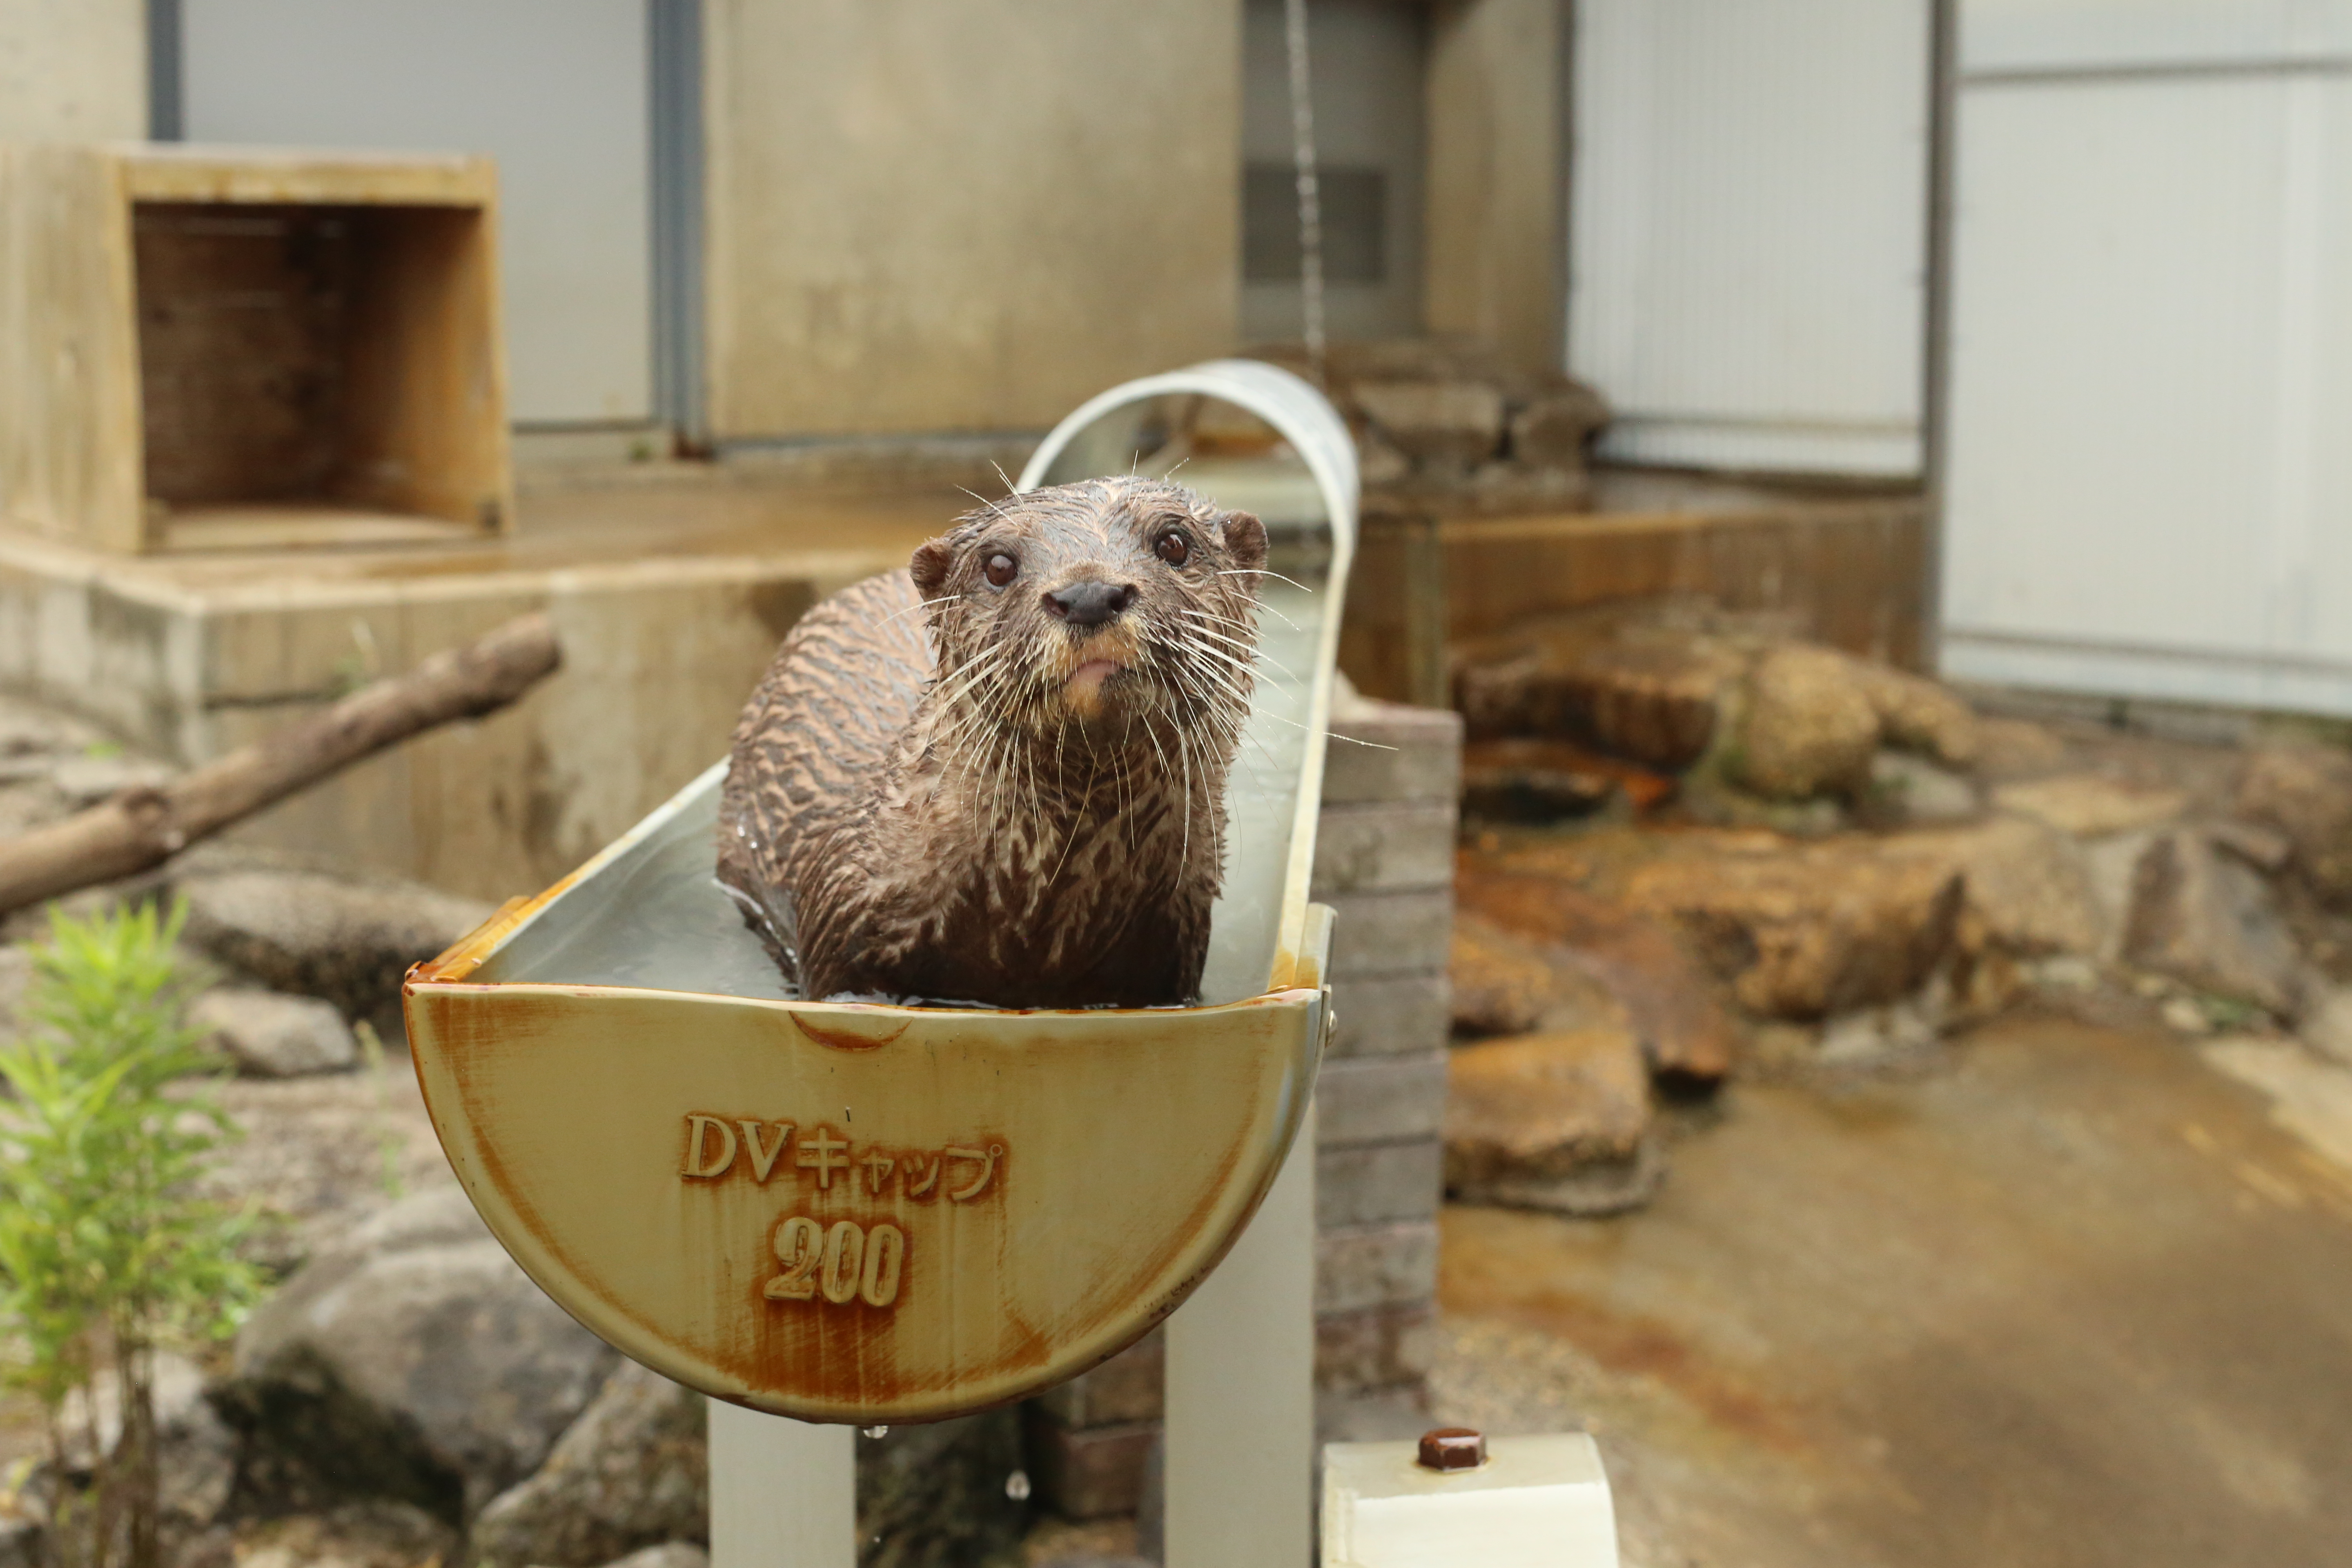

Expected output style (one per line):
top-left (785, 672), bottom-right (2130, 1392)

top-left (1044, 580), bottom-right (1136, 628)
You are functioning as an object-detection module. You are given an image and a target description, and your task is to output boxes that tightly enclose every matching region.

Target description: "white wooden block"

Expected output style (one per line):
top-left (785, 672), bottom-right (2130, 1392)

top-left (706, 1401), bottom-right (854, 1568)
top-left (1321, 1433), bottom-right (1619, 1568)
top-left (1165, 1102), bottom-right (1318, 1568)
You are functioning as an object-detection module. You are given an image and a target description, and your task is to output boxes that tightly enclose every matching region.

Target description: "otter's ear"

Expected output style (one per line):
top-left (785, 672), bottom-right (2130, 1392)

top-left (910, 539), bottom-right (953, 597)
top-left (1221, 510), bottom-right (1268, 575)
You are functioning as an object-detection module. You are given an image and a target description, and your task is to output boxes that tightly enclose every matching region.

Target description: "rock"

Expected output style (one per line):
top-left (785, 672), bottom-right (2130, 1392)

top-left (1448, 911), bottom-right (1632, 1046)
top-left (188, 987), bottom-right (359, 1077)
top-left (1850, 663), bottom-right (1979, 768)
top-left (469, 1359), bottom-right (706, 1568)
top-left (217, 1186), bottom-right (619, 1521)
top-left (1352, 426), bottom-right (1412, 486)
top-left (1449, 914), bottom-right (1564, 1038)
top-left (1898, 815), bottom-right (2103, 958)
top-left (2160, 996), bottom-right (2214, 1035)
top-left (198, 1073), bottom-right (456, 1276)
top-left (1818, 980), bottom-right (1951, 1064)
top-left (1443, 1029), bottom-right (1660, 1215)
top-left (1992, 774), bottom-right (2187, 837)
top-left (2123, 829), bottom-right (2304, 1016)
top-left (1972, 716), bottom-right (2070, 780)
top-left (51, 1351), bottom-right (238, 1531)
top-left (2300, 986), bottom-right (2352, 1068)
top-left (1453, 622), bottom-right (1744, 769)
top-left (48, 751), bottom-right (175, 810)
top-left (1463, 738), bottom-right (1674, 818)
top-left (1350, 380), bottom-right (1506, 469)
top-left (1456, 871), bottom-right (1740, 1080)
top-left (1867, 750), bottom-right (1980, 825)
top-left (1731, 645), bottom-right (1881, 800)
top-left (2081, 830), bottom-right (2158, 961)
top-left (229, 1501), bottom-right (459, 1568)
top-left (1459, 738), bottom-right (1619, 822)
top-left (597, 1548), bottom-right (708, 1568)
top-left (855, 1410), bottom-right (1028, 1568)
top-left (2235, 740), bottom-right (2352, 902)
top-left (2206, 818), bottom-right (2293, 873)
top-left (1623, 838), bottom-right (1964, 1018)
top-left (1506, 385), bottom-right (1610, 468)
top-left (178, 869), bottom-right (492, 1022)
top-left (1565, 638), bottom-right (1745, 770)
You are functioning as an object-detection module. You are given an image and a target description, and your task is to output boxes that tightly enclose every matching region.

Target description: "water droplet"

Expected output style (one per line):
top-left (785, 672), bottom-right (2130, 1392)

top-left (862, 1425), bottom-right (889, 1439)
top-left (1004, 1469), bottom-right (1031, 1501)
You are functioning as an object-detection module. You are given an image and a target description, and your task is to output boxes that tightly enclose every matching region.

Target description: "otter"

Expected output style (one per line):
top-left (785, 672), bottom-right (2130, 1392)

top-left (717, 477), bottom-right (1269, 1009)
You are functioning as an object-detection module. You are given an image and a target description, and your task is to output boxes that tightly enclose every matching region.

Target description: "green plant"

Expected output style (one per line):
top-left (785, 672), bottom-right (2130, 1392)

top-left (0, 900), bottom-right (265, 1568)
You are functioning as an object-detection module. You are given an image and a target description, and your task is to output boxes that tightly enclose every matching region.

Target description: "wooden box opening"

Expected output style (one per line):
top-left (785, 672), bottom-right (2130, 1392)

top-left (133, 200), bottom-right (503, 551)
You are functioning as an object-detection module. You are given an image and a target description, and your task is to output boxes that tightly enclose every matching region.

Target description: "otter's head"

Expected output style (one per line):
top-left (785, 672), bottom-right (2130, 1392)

top-left (909, 477), bottom-right (1270, 740)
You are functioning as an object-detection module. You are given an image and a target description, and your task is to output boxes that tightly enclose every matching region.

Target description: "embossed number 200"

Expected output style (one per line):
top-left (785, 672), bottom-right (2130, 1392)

top-left (766, 1216), bottom-right (904, 1308)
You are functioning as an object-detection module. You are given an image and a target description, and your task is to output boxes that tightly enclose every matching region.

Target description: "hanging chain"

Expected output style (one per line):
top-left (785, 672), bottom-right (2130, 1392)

top-left (1282, 0), bottom-right (1327, 385)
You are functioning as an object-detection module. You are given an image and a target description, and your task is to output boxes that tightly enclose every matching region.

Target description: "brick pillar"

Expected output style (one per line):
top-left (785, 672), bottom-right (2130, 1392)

top-left (1311, 691), bottom-right (1461, 1406)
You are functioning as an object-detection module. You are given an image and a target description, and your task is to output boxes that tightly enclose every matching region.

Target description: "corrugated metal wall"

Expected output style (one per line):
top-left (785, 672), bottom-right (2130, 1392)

top-left (1568, 0), bottom-right (1933, 477)
top-left (1940, 0), bottom-right (2352, 713)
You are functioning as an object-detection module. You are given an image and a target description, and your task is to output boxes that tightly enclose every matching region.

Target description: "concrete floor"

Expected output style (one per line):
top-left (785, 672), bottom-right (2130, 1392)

top-left (1433, 1019), bottom-right (2352, 1568)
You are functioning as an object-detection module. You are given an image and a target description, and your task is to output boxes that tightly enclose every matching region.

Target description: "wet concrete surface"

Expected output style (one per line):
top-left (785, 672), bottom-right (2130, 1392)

top-left (1435, 1018), bottom-right (2352, 1568)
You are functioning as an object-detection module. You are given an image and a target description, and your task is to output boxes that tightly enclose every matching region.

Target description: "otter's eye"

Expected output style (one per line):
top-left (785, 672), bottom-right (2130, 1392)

top-left (1154, 530), bottom-right (1191, 568)
top-left (984, 553), bottom-right (1018, 588)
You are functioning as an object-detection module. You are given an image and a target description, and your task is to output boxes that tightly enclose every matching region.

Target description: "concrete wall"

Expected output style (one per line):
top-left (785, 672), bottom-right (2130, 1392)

top-left (0, 529), bottom-right (895, 902)
top-left (703, 0), bottom-right (1243, 442)
top-left (1424, 0), bottom-right (1564, 374)
top-left (0, 0), bottom-right (145, 141)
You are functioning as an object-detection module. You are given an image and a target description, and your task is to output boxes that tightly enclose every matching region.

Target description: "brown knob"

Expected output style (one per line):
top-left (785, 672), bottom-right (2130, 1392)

top-left (1417, 1426), bottom-right (1486, 1471)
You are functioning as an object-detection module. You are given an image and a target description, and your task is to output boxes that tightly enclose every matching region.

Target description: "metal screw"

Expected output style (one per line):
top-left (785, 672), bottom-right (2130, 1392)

top-left (1417, 1426), bottom-right (1486, 1472)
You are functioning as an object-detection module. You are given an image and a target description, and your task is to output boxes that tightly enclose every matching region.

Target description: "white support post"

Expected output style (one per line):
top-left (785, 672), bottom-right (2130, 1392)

top-left (708, 1400), bottom-right (856, 1568)
top-left (1165, 1101), bottom-right (1319, 1568)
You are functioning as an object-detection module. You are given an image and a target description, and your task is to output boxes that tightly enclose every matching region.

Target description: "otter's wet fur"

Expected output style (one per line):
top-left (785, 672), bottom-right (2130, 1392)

top-left (718, 477), bottom-right (1269, 1008)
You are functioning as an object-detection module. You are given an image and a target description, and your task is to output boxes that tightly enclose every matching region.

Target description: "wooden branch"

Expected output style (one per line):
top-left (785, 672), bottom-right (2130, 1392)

top-left (0, 612), bottom-right (561, 915)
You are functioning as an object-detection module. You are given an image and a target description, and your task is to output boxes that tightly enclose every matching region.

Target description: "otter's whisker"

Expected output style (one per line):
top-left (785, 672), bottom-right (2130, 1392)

top-left (878, 593), bottom-right (963, 630)
top-left (1179, 614), bottom-right (1298, 679)
top-left (1217, 568), bottom-right (1316, 595)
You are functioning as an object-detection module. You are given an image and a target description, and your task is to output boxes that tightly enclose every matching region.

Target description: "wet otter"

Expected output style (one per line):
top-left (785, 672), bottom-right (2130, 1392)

top-left (718, 477), bottom-right (1269, 1008)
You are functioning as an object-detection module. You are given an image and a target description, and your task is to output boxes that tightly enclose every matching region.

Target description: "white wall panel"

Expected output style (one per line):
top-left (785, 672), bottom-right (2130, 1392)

top-left (1941, 6), bottom-right (2352, 713)
top-left (182, 0), bottom-right (651, 426)
top-left (1964, 0), bottom-right (2352, 75)
top-left (1568, 0), bottom-right (1931, 477)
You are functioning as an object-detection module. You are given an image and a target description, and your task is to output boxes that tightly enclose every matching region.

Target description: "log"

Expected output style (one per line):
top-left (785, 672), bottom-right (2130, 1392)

top-left (0, 612), bottom-right (560, 915)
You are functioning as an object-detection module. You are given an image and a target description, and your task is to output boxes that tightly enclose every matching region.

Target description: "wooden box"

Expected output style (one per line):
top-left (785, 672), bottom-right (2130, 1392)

top-left (0, 143), bottom-right (512, 554)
